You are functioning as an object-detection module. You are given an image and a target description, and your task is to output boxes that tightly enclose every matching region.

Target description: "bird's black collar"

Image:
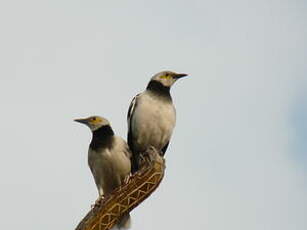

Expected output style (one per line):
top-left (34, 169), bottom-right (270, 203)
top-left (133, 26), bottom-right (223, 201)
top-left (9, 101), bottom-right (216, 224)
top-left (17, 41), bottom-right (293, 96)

top-left (146, 80), bottom-right (172, 100)
top-left (90, 125), bottom-right (114, 150)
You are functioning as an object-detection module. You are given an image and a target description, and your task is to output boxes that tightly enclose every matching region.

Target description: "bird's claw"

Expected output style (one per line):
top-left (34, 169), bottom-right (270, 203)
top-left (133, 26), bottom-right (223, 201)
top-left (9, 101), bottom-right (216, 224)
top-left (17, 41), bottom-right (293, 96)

top-left (91, 195), bottom-right (105, 209)
top-left (124, 175), bottom-right (130, 184)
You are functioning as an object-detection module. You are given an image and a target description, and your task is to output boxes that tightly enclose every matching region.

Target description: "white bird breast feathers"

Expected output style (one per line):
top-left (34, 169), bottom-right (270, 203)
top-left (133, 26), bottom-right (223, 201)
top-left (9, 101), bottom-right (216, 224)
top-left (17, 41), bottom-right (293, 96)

top-left (130, 93), bottom-right (176, 151)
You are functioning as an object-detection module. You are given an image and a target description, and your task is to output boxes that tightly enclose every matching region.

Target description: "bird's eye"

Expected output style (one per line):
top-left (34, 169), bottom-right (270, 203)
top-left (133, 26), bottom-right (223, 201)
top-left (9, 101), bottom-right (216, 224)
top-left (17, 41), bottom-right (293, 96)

top-left (92, 117), bottom-right (96, 121)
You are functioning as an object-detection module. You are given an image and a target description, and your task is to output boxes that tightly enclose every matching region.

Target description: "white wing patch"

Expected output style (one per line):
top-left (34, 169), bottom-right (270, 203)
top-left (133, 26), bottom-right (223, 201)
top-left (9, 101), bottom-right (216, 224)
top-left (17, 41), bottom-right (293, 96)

top-left (127, 94), bottom-right (140, 126)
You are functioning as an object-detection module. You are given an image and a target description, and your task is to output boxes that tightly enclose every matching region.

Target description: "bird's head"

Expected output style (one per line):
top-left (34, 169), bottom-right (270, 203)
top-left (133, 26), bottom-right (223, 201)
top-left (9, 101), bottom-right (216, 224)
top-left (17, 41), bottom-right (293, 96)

top-left (74, 116), bottom-right (110, 132)
top-left (150, 71), bottom-right (188, 88)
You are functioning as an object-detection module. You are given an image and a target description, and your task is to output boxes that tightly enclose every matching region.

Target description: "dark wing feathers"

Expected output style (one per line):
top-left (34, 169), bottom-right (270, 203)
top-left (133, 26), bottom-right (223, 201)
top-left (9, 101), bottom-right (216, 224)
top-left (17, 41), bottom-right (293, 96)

top-left (161, 141), bottom-right (169, 156)
top-left (127, 94), bottom-right (139, 150)
top-left (127, 94), bottom-right (139, 123)
top-left (127, 94), bottom-right (140, 173)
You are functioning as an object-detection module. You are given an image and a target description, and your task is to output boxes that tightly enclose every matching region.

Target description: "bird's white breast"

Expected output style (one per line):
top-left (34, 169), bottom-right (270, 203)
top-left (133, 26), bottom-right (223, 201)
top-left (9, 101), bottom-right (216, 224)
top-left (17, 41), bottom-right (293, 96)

top-left (131, 92), bottom-right (176, 152)
top-left (88, 137), bottom-right (131, 195)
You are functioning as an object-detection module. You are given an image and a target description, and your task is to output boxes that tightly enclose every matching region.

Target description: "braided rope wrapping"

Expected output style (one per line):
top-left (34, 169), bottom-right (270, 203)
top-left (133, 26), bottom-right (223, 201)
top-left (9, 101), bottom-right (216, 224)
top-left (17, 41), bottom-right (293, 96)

top-left (75, 147), bottom-right (166, 230)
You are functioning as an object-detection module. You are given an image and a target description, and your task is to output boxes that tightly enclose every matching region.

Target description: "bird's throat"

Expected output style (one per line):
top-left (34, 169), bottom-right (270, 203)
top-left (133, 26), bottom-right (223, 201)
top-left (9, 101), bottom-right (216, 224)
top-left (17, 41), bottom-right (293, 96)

top-left (146, 80), bottom-right (172, 100)
top-left (90, 125), bottom-right (114, 150)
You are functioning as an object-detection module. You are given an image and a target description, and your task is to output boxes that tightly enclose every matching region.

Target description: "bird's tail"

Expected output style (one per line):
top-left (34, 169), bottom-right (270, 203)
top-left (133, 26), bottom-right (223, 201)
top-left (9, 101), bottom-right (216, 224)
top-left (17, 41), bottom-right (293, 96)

top-left (117, 213), bottom-right (131, 229)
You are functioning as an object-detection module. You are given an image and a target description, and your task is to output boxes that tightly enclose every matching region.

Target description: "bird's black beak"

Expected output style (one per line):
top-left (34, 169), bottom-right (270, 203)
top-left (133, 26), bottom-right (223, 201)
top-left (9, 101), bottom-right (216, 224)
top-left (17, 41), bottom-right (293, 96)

top-left (174, 73), bottom-right (188, 79)
top-left (74, 118), bottom-right (89, 125)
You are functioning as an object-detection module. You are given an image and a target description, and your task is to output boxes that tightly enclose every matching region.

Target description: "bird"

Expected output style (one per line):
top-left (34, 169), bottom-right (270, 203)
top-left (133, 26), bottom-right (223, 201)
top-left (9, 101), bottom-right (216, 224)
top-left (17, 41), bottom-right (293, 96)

top-left (127, 70), bottom-right (188, 173)
top-left (75, 115), bottom-right (132, 229)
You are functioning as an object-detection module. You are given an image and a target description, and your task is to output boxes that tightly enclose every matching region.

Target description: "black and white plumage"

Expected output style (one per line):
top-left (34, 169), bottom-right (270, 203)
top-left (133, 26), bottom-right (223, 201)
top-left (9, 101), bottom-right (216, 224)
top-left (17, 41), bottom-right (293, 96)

top-left (127, 71), bottom-right (187, 173)
top-left (75, 116), bottom-right (131, 229)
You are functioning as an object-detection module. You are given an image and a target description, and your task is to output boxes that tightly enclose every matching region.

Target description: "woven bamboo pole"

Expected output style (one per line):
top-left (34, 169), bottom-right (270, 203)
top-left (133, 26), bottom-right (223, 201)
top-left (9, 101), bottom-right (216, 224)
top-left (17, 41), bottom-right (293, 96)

top-left (75, 147), bottom-right (166, 230)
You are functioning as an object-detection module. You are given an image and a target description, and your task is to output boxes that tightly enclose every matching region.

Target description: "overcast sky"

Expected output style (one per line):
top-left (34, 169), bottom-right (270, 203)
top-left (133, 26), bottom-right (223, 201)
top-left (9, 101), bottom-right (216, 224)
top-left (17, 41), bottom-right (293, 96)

top-left (0, 1), bottom-right (306, 230)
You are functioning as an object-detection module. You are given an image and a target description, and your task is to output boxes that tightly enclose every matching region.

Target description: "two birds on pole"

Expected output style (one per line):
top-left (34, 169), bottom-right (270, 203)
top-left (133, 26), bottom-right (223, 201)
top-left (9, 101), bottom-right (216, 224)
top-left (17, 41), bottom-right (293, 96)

top-left (75, 71), bottom-right (188, 229)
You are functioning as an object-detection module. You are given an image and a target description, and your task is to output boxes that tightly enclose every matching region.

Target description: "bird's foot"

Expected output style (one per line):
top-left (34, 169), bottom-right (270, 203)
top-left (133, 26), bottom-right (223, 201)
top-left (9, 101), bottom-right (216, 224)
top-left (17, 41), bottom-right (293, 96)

top-left (123, 175), bottom-right (131, 184)
top-left (91, 195), bottom-right (105, 209)
top-left (141, 147), bottom-right (156, 164)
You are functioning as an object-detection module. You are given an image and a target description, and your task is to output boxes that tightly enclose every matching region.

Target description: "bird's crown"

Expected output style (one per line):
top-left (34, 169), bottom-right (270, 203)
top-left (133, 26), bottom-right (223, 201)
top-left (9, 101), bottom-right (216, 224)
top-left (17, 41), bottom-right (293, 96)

top-left (150, 71), bottom-right (187, 88)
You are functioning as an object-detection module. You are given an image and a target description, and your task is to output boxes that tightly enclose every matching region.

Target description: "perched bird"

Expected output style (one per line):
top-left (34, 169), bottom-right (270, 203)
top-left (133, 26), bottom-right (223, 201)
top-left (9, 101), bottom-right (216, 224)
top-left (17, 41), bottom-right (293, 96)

top-left (127, 71), bottom-right (188, 173)
top-left (75, 116), bottom-right (131, 229)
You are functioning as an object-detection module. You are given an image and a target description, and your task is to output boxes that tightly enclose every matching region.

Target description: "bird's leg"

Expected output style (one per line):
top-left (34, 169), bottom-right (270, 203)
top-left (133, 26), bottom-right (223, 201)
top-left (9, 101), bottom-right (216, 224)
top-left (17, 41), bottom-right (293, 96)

top-left (140, 154), bottom-right (145, 163)
top-left (143, 146), bottom-right (156, 164)
top-left (137, 154), bottom-right (144, 170)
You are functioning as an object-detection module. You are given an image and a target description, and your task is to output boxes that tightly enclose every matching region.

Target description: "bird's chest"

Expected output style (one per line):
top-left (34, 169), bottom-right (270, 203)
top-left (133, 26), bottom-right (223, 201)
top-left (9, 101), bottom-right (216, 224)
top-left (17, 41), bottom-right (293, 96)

top-left (133, 95), bottom-right (176, 149)
top-left (88, 149), bottom-right (113, 178)
top-left (139, 96), bottom-right (175, 128)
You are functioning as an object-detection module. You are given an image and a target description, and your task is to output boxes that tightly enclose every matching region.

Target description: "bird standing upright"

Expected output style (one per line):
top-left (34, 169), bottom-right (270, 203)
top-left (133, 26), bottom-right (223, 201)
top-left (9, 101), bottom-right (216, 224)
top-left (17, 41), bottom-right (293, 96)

top-left (75, 116), bottom-right (132, 229)
top-left (127, 71), bottom-right (188, 173)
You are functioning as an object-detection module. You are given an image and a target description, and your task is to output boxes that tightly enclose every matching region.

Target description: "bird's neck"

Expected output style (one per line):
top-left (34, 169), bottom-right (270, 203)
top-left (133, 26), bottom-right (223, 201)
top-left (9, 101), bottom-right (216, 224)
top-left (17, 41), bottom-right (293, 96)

top-left (90, 125), bottom-right (114, 150)
top-left (146, 80), bottom-right (172, 101)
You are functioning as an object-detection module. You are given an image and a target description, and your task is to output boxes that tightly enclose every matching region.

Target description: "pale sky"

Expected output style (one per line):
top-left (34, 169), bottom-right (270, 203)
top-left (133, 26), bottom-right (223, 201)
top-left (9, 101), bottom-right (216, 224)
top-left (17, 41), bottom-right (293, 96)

top-left (0, 1), bottom-right (306, 230)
